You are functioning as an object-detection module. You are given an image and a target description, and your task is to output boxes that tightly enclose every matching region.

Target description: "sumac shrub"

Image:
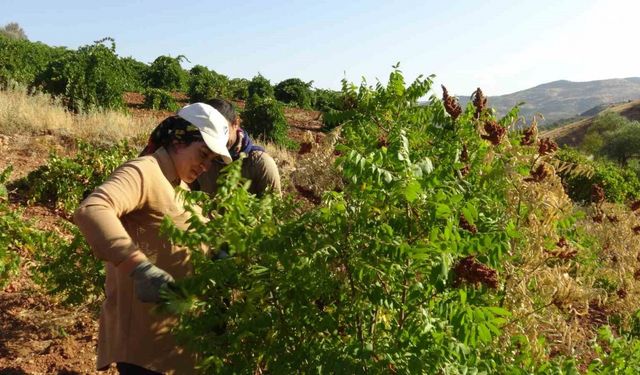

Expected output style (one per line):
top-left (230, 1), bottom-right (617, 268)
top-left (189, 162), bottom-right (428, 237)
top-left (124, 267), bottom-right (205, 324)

top-left (161, 69), bottom-right (523, 373)
top-left (12, 140), bottom-right (137, 213)
top-left (33, 223), bottom-right (105, 307)
top-left (187, 65), bottom-right (229, 103)
top-left (312, 88), bottom-right (341, 112)
top-left (146, 55), bottom-right (187, 92)
top-left (0, 167), bottom-right (23, 287)
top-left (0, 35), bottom-right (67, 89)
top-left (247, 74), bottom-right (274, 99)
top-left (241, 96), bottom-right (289, 146)
top-left (36, 38), bottom-right (125, 112)
top-left (228, 78), bottom-right (249, 100)
top-left (121, 56), bottom-right (149, 92)
top-left (143, 88), bottom-right (179, 111)
top-left (274, 78), bottom-right (313, 108)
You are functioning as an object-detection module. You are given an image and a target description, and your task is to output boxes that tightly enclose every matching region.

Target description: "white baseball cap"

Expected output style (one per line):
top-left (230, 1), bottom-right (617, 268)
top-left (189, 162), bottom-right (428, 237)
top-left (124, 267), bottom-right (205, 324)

top-left (177, 103), bottom-right (232, 164)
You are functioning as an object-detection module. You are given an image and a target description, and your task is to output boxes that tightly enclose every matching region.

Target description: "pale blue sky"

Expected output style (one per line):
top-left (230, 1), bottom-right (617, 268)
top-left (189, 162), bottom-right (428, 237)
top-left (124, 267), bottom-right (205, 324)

top-left (3, 0), bottom-right (638, 96)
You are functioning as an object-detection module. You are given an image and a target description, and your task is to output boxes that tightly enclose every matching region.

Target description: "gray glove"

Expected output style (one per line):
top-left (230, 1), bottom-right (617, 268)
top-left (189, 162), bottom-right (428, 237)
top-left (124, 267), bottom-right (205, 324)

top-left (130, 260), bottom-right (175, 303)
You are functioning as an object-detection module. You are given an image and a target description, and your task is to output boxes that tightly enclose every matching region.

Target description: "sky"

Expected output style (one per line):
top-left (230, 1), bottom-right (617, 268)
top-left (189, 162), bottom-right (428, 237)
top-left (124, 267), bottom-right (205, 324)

top-left (3, 0), bottom-right (639, 96)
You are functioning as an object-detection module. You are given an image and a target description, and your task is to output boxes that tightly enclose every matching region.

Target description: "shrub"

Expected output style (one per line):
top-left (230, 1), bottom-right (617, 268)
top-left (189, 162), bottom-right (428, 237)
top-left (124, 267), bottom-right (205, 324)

top-left (312, 88), bottom-right (341, 112)
top-left (0, 167), bottom-right (22, 288)
top-left (121, 56), bottom-right (149, 92)
top-left (0, 36), bottom-right (67, 89)
top-left (146, 55), bottom-right (188, 91)
top-left (274, 78), bottom-right (313, 108)
top-left (555, 148), bottom-right (640, 203)
top-left (12, 140), bottom-right (138, 213)
top-left (36, 38), bottom-right (126, 112)
top-left (228, 78), bottom-right (249, 100)
top-left (187, 65), bottom-right (229, 103)
top-left (161, 69), bottom-right (521, 373)
top-left (33, 223), bottom-right (105, 307)
top-left (241, 96), bottom-right (289, 146)
top-left (247, 74), bottom-right (274, 99)
top-left (143, 88), bottom-right (179, 111)
top-left (1, 165), bottom-right (104, 304)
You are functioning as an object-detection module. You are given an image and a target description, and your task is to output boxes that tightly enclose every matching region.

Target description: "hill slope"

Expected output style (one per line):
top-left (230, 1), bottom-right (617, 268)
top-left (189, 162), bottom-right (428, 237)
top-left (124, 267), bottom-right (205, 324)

top-left (540, 99), bottom-right (640, 146)
top-left (458, 78), bottom-right (640, 125)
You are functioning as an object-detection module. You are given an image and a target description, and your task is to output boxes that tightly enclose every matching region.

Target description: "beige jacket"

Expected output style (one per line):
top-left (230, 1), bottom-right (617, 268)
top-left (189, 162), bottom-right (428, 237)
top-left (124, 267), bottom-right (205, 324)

top-left (74, 147), bottom-right (198, 374)
top-left (197, 150), bottom-right (281, 197)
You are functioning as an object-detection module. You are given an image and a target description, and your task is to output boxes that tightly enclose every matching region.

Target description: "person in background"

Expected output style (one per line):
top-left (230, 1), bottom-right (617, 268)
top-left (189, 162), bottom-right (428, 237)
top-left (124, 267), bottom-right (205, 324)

top-left (195, 98), bottom-right (281, 197)
top-left (74, 103), bottom-right (232, 375)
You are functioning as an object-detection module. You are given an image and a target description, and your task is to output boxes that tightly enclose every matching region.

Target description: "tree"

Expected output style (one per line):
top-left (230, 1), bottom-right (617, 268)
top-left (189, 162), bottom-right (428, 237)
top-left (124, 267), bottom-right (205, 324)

top-left (241, 96), bottom-right (288, 145)
top-left (0, 22), bottom-right (28, 40)
top-left (187, 65), bottom-right (228, 102)
top-left (228, 78), bottom-right (249, 100)
top-left (37, 38), bottom-right (126, 112)
top-left (146, 55), bottom-right (187, 91)
top-left (247, 74), bottom-right (274, 99)
top-left (599, 123), bottom-right (640, 166)
top-left (274, 78), bottom-right (313, 108)
top-left (121, 57), bottom-right (149, 92)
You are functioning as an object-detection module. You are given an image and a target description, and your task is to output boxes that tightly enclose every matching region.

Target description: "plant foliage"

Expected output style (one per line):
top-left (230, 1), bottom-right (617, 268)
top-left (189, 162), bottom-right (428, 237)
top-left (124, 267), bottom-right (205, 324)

top-left (187, 65), bottom-right (229, 103)
top-left (247, 74), bottom-right (274, 99)
top-left (241, 96), bottom-right (290, 146)
top-left (146, 55), bottom-right (188, 92)
top-left (12, 140), bottom-right (138, 213)
top-left (162, 68), bottom-right (529, 373)
top-left (143, 88), bottom-right (179, 111)
top-left (274, 78), bottom-right (313, 108)
top-left (36, 38), bottom-right (126, 112)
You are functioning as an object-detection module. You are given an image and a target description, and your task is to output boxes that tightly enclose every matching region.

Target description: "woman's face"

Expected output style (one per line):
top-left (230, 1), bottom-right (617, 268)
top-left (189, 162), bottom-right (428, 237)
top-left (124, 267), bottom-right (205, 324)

top-left (226, 118), bottom-right (241, 149)
top-left (170, 141), bottom-right (220, 183)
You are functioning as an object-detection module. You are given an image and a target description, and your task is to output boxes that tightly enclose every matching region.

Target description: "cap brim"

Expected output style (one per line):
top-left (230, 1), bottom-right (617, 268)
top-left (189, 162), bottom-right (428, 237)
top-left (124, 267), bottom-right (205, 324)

top-left (201, 134), bottom-right (232, 164)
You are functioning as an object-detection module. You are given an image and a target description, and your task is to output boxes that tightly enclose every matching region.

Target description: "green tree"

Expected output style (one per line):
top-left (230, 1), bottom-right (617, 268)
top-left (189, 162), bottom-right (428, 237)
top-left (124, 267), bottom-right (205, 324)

top-left (36, 38), bottom-right (126, 112)
top-left (599, 123), bottom-right (640, 166)
top-left (247, 74), bottom-right (274, 99)
top-left (228, 78), bottom-right (249, 100)
top-left (0, 36), bottom-right (66, 88)
top-left (187, 65), bottom-right (229, 102)
top-left (121, 57), bottom-right (149, 92)
top-left (241, 96), bottom-right (288, 145)
top-left (274, 77), bottom-right (313, 108)
top-left (555, 147), bottom-right (640, 203)
top-left (146, 55), bottom-right (187, 91)
top-left (312, 88), bottom-right (341, 112)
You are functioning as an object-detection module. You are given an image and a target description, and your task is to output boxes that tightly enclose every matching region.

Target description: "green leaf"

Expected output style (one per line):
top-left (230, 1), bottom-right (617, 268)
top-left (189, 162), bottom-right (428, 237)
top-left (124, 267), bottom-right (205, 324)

top-left (435, 203), bottom-right (451, 219)
top-left (485, 306), bottom-right (511, 317)
top-left (459, 289), bottom-right (467, 305)
top-left (404, 180), bottom-right (422, 202)
top-left (477, 324), bottom-right (492, 343)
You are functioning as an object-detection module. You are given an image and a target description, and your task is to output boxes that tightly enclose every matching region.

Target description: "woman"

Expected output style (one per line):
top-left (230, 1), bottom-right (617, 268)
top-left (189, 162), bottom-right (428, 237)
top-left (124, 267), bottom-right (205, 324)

top-left (196, 98), bottom-right (281, 197)
top-left (74, 103), bottom-right (231, 375)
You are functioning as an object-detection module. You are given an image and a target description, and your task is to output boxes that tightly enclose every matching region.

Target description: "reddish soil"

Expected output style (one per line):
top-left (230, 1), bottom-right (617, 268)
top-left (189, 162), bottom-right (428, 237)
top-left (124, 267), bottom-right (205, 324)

top-left (0, 94), bottom-right (325, 374)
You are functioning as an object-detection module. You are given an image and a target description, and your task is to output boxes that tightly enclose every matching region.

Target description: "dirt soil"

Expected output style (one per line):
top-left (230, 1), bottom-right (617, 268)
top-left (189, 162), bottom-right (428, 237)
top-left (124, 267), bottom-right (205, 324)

top-left (0, 94), bottom-right (324, 374)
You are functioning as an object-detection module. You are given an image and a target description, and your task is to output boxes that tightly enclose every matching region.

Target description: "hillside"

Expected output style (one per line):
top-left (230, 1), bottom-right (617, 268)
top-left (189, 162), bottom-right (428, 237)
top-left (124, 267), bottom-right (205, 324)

top-left (541, 99), bottom-right (640, 147)
top-left (458, 78), bottom-right (640, 125)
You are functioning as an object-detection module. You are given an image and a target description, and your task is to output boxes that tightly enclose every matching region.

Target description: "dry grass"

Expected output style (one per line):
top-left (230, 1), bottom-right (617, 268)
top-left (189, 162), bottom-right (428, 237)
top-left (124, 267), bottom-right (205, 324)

top-left (0, 86), bottom-right (156, 145)
top-left (500, 148), bottom-right (640, 363)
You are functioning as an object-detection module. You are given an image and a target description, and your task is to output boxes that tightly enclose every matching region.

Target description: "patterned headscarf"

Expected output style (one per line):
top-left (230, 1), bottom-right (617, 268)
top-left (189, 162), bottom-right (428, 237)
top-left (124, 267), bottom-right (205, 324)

top-left (139, 116), bottom-right (204, 156)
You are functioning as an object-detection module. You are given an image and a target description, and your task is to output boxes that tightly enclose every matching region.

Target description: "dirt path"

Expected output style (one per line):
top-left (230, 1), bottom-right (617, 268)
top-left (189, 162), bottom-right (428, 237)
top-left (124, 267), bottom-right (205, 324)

top-left (0, 201), bottom-right (117, 374)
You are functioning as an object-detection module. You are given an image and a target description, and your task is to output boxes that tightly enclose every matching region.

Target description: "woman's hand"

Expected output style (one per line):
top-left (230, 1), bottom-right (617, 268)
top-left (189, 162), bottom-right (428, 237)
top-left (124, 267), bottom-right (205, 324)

top-left (129, 260), bottom-right (175, 303)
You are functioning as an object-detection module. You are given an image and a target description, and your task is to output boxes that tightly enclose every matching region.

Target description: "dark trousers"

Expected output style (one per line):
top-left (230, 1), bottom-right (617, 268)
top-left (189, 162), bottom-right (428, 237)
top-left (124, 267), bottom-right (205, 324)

top-left (116, 362), bottom-right (163, 375)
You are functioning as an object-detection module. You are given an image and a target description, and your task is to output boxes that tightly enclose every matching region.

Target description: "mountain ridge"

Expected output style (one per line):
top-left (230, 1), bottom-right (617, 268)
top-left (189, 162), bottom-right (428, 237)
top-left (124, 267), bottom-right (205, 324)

top-left (457, 77), bottom-right (640, 125)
